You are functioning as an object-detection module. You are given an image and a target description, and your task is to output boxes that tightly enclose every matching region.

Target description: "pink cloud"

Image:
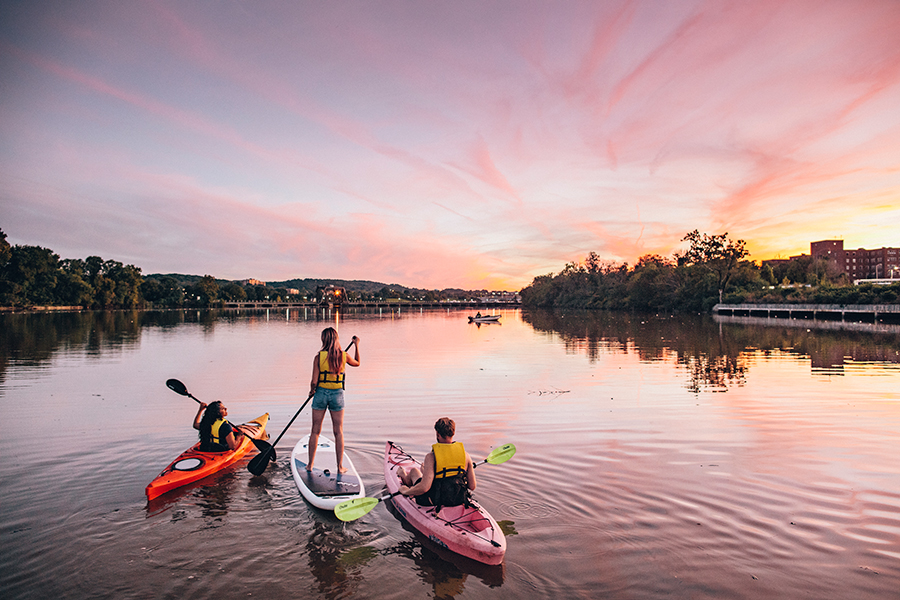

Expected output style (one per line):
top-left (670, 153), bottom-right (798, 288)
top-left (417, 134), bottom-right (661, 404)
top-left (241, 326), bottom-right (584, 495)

top-left (4, 1), bottom-right (900, 289)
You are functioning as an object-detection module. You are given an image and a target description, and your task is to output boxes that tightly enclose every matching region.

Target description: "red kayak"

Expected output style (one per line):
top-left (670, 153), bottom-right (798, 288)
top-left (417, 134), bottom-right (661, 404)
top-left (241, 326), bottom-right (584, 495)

top-left (384, 441), bottom-right (507, 565)
top-left (145, 413), bottom-right (269, 500)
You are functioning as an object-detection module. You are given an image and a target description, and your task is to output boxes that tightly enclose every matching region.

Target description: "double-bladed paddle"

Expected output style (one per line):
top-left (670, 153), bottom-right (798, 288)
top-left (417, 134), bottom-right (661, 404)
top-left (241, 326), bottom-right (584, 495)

top-left (334, 443), bottom-right (516, 522)
top-left (472, 443), bottom-right (515, 468)
top-left (165, 378), bottom-right (269, 452)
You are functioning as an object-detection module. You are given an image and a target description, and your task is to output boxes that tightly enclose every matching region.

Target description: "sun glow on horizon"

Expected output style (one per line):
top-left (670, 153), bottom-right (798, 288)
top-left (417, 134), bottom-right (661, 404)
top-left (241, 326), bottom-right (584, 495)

top-left (2, 1), bottom-right (899, 290)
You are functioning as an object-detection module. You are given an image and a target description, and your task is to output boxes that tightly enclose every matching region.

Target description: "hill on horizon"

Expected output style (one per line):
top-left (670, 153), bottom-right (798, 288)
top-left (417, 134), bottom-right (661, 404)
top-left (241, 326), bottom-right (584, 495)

top-left (144, 274), bottom-right (486, 294)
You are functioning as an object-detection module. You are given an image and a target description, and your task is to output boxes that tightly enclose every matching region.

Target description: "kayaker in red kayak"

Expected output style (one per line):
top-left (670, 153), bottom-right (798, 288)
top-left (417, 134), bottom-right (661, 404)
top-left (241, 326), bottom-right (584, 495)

top-left (307, 327), bottom-right (360, 474)
top-left (193, 401), bottom-right (239, 452)
top-left (397, 417), bottom-right (477, 507)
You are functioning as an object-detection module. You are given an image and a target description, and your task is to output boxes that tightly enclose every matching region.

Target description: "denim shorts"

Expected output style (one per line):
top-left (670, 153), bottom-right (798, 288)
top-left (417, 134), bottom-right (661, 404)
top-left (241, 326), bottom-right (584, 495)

top-left (312, 387), bottom-right (345, 412)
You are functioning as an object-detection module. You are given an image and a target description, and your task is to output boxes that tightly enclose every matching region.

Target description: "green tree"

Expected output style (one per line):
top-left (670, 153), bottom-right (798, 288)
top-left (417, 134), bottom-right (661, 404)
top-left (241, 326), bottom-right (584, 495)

top-left (141, 279), bottom-right (164, 304)
top-left (105, 261), bottom-right (143, 308)
top-left (0, 245), bottom-right (60, 306)
top-left (186, 275), bottom-right (219, 306)
top-left (142, 276), bottom-right (183, 306)
top-left (92, 274), bottom-right (117, 308)
top-left (79, 257), bottom-right (142, 308)
top-left (627, 254), bottom-right (675, 312)
top-left (0, 229), bottom-right (10, 267)
top-left (58, 259), bottom-right (93, 306)
top-left (677, 230), bottom-right (749, 303)
top-left (220, 282), bottom-right (247, 301)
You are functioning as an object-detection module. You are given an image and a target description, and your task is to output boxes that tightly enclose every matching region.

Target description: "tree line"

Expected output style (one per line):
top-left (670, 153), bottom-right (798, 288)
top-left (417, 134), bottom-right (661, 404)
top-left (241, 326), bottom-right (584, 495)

top-left (0, 229), bottom-right (492, 309)
top-left (520, 230), bottom-right (900, 312)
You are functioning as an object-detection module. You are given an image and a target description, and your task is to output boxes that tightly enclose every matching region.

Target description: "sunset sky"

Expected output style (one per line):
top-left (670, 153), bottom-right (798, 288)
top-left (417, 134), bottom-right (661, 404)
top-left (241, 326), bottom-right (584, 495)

top-left (2, 1), bottom-right (899, 290)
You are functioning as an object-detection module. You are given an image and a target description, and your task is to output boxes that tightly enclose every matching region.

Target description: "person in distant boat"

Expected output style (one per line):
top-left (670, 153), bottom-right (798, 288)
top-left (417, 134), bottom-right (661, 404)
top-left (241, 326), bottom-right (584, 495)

top-left (475, 311), bottom-right (481, 318)
top-left (397, 417), bottom-right (477, 507)
top-left (307, 327), bottom-right (360, 473)
top-left (193, 400), bottom-right (239, 452)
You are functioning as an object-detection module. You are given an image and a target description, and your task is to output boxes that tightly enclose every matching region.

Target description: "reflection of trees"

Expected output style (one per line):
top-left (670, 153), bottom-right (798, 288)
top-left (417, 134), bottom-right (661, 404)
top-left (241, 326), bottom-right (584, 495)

top-left (718, 318), bottom-right (900, 369)
top-left (522, 310), bottom-right (750, 391)
top-left (522, 309), bottom-right (900, 391)
top-left (680, 354), bottom-right (747, 393)
top-left (0, 310), bottom-right (202, 385)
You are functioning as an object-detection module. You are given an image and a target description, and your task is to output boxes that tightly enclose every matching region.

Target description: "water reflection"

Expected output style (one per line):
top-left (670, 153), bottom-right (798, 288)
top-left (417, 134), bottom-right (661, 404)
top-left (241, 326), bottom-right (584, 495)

top-left (145, 471), bottom-right (237, 519)
top-left (306, 520), bottom-right (371, 599)
top-left (522, 309), bottom-right (900, 391)
top-left (0, 310), bottom-right (193, 386)
top-left (382, 500), bottom-right (505, 596)
top-left (714, 314), bottom-right (900, 371)
top-left (3, 308), bottom-right (899, 600)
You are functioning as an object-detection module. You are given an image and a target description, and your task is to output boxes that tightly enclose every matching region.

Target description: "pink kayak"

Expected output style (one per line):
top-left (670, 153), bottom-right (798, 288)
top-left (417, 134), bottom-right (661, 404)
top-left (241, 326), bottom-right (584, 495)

top-left (384, 441), bottom-right (506, 565)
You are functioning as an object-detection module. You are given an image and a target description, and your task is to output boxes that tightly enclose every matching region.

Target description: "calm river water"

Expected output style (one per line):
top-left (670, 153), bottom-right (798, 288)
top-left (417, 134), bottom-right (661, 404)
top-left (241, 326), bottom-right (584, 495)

top-left (1, 307), bottom-right (899, 599)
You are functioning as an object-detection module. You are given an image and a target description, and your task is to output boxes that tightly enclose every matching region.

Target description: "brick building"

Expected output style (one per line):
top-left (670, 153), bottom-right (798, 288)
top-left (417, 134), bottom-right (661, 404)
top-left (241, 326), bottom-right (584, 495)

top-left (810, 240), bottom-right (900, 281)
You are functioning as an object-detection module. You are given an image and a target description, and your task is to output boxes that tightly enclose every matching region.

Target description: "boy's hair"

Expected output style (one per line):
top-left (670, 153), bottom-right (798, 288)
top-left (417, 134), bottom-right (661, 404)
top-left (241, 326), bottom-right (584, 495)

top-left (434, 417), bottom-right (455, 439)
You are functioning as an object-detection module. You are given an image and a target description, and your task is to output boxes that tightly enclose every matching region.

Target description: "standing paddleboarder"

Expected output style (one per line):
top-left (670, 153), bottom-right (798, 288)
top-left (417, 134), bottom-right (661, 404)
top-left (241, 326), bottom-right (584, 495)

top-left (307, 327), bottom-right (360, 473)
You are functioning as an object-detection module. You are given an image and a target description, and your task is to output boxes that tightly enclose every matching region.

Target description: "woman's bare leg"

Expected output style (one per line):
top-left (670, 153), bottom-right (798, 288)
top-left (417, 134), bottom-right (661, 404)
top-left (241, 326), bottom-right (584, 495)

top-left (331, 409), bottom-right (347, 473)
top-left (307, 408), bottom-right (326, 471)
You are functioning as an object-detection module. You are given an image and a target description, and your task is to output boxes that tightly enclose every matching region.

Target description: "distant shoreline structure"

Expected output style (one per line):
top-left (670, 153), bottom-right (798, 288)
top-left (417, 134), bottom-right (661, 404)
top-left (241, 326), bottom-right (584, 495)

top-left (0, 299), bottom-right (520, 314)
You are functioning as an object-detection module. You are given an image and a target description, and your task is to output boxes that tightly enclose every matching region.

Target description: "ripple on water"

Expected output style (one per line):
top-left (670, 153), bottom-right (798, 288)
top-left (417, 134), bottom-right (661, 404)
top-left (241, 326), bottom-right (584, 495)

top-left (499, 500), bottom-right (562, 519)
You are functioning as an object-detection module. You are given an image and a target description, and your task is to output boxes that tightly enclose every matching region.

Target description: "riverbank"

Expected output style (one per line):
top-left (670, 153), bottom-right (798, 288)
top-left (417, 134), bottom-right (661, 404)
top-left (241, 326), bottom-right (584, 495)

top-left (713, 302), bottom-right (900, 324)
top-left (0, 305), bottom-right (83, 313)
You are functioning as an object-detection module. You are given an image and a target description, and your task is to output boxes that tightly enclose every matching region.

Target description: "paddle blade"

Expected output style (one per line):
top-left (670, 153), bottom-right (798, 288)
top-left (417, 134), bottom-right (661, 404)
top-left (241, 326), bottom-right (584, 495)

top-left (250, 438), bottom-right (272, 453)
top-left (485, 443), bottom-right (516, 465)
top-left (334, 497), bottom-right (380, 522)
top-left (247, 446), bottom-right (275, 476)
top-left (166, 379), bottom-right (189, 396)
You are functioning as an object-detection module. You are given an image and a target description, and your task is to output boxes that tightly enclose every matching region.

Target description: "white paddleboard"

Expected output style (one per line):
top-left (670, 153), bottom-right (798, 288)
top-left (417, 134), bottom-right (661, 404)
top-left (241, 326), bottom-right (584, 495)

top-left (290, 434), bottom-right (365, 511)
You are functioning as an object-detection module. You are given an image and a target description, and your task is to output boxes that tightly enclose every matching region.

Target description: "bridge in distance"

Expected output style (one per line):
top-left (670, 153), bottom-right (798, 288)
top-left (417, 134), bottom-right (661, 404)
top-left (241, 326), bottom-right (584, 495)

top-left (221, 300), bottom-right (521, 309)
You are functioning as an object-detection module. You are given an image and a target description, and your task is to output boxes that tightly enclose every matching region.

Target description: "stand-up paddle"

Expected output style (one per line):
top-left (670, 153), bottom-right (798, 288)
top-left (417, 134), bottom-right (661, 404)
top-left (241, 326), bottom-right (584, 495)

top-left (247, 392), bottom-right (314, 476)
top-left (165, 378), bottom-right (270, 452)
top-left (334, 443), bottom-right (516, 522)
top-left (248, 340), bottom-right (357, 476)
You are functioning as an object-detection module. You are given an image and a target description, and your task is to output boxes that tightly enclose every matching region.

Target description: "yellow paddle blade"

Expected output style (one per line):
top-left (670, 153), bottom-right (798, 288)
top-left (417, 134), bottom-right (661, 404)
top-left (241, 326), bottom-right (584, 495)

top-left (335, 496), bottom-right (381, 522)
top-left (485, 443), bottom-right (516, 465)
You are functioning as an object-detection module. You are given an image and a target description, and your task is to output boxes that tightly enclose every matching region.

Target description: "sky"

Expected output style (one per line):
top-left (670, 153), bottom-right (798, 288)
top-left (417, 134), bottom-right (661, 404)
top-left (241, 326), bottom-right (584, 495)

top-left (2, 0), bottom-right (899, 290)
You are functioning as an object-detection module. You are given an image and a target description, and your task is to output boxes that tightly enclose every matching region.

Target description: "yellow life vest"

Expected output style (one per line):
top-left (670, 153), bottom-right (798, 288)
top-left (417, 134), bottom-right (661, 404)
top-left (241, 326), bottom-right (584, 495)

top-left (432, 442), bottom-right (467, 479)
top-left (210, 418), bottom-right (229, 447)
top-left (318, 350), bottom-right (346, 389)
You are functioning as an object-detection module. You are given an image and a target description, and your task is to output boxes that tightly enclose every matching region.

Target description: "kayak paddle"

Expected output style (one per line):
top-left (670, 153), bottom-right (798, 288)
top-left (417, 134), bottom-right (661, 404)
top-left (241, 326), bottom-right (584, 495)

top-left (334, 443), bottom-right (516, 522)
top-left (335, 491), bottom-right (401, 522)
top-left (165, 378), bottom-right (270, 452)
top-left (473, 443), bottom-right (516, 468)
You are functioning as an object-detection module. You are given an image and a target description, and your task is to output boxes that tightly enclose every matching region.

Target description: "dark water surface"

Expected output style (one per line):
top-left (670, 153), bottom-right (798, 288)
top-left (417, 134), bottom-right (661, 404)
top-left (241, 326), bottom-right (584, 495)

top-left (1, 308), bottom-right (898, 599)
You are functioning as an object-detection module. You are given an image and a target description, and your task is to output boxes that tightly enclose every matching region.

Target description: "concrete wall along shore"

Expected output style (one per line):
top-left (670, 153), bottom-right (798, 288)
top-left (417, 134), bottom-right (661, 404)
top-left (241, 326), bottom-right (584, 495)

top-left (713, 303), bottom-right (900, 324)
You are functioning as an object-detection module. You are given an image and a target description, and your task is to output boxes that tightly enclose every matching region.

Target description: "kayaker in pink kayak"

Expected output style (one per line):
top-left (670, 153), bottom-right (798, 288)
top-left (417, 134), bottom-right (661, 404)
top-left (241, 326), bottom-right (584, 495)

top-left (307, 327), bottom-right (360, 473)
top-left (397, 417), bottom-right (477, 507)
top-left (193, 401), bottom-right (239, 452)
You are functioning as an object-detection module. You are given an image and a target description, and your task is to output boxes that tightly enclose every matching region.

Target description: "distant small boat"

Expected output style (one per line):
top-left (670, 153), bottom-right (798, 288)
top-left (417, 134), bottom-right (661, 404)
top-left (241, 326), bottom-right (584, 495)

top-left (468, 314), bottom-right (501, 323)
